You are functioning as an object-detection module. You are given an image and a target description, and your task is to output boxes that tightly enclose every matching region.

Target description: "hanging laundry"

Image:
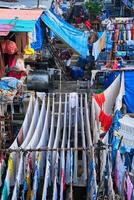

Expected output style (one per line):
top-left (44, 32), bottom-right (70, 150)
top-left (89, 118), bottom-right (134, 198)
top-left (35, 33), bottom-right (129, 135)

top-left (94, 93), bottom-right (105, 109)
top-left (25, 153), bottom-right (33, 200)
top-left (31, 152), bottom-right (42, 200)
top-left (114, 150), bottom-right (126, 195)
top-left (52, 151), bottom-right (59, 200)
top-left (99, 110), bottom-right (112, 132)
top-left (124, 172), bottom-right (133, 200)
top-left (70, 148), bottom-right (73, 200)
top-left (31, 18), bottom-right (44, 51)
top-left (104, 153), bottom-right (115, 199)
top-left (126, 22), bottom-right (132, 41)
top-left (12, 153), bottom-right (24, 200)
top-left (131, 23), bottom-right (134, 40)
top-left (60, 94), bottom-right (67, 200)
top-left (24, 33), bottom-right (35, 55)
top-left (1, 155), bottom-right (14, 200)
top-left (0, 155), bottom-right (6, 187)
top-left (92, 31), bottom-right (106, 60)
top-left (41, 152), bottom-right (51, 200)
top-left (87, 149), bottom-right (97, 200)
top-left (66, 95), bottom-right (72, 184)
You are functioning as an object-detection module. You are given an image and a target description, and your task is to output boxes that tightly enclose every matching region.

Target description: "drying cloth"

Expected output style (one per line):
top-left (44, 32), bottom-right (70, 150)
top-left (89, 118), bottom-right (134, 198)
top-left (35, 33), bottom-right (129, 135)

top-left (99, 110), bottom-right (112, 132)
top-left (124, 71), bottom-right (134, 113)
top-left (92, 31), bottom-right (106, 60)
top-left (31, 18), bottom-right (44, 51)
top-left (94, 93), bottom-right (105, 109)
top-left (125, 173), bottom-right (133, 200)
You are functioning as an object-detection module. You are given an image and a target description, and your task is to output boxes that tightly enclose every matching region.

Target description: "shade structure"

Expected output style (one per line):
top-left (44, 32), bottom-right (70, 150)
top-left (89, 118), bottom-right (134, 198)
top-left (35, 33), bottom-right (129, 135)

top-left (0, 9), bottom-right (43, 32)
top-left (0, 24), bottom-right (14, 36)
top-left (41, 10), bottom-right (89, 58)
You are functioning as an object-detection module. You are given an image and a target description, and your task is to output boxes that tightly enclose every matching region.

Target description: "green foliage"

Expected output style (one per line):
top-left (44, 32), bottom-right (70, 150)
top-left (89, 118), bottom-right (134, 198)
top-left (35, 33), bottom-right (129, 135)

top-left (85, 0), bottom-right (102, 18)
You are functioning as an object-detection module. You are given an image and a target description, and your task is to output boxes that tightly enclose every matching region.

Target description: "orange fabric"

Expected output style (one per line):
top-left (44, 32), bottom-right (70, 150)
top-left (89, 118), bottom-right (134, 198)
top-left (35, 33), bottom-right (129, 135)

top-left (99, 110), bottom-right (112, 132)
top-left (131, 24), bottom-right (134, 40)
top-left (94, 93), bottom-right (105, 108)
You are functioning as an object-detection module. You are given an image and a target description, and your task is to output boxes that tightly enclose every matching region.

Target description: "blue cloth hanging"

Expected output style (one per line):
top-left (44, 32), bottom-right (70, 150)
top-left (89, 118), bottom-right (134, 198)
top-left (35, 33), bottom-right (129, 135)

top-left (31, 18), bottom-right (44, 51)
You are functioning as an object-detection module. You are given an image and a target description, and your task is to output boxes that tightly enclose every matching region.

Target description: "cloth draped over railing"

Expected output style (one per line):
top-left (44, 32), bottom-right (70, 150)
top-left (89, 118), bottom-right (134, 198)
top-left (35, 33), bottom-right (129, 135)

top-left (0, 93), bottom-right (93, 200)
top-left (91, 75), bottom-right (120, 143)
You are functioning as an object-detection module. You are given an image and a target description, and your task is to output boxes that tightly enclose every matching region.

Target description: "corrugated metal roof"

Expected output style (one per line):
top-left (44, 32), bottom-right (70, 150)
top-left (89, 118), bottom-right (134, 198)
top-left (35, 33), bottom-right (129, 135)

top-left (0, 0), bottom-right (52, 9)
top-left (0, 9), bottom-right (43, 20)
top-left (0, 24), bottom-right (14, 36)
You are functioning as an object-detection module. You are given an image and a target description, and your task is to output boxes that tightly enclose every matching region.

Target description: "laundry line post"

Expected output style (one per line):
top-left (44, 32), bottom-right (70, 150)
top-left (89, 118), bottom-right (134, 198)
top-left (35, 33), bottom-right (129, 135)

top-left (37, 0), bottom-right (40, 8)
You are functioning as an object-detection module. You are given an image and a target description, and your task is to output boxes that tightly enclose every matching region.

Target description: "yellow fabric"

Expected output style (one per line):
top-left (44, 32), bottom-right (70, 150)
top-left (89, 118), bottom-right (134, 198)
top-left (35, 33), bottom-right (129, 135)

top-left (8, 156), bottom-right (13, 177)
top-left (26, 172), bottom-right (32, 200)
top-left (24, 47), bottom-right (35, 55)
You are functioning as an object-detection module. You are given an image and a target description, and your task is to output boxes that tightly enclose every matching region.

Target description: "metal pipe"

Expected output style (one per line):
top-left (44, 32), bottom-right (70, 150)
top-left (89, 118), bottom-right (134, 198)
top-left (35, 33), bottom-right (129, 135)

top-left (0, 145), bottom-right (111, 153)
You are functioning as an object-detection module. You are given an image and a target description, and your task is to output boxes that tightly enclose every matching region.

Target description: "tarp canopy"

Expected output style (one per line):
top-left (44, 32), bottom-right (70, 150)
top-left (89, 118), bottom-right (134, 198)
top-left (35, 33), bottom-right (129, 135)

top-left (0, 19), bottom-right (36, 32)
top-left (41, 10), bottom-right (89, 58)
top-left (0, 9), bottom-right (43, 32)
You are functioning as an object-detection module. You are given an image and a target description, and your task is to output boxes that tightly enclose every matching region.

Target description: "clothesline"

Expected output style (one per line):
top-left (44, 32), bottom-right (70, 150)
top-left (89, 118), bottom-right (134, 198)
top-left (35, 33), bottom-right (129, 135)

top-left (97, 60), bottom-right (134, 62)
top-left (0, 145), bottom-right (112, 153)
top-left (106, 29), bottom-right (134, 31)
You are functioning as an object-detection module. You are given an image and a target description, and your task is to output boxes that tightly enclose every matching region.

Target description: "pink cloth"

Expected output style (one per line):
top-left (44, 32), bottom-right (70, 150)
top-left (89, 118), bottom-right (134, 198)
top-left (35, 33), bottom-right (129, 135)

top-left (125, 173), bottom-right (133, 200)
top-left (0, 24), bottom-right (13, 36)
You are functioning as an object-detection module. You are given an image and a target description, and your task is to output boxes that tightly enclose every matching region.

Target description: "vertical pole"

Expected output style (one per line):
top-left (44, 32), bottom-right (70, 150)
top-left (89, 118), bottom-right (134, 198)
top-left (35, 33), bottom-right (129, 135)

top-left (37, 0), bottom-right (40, 8)
top-left (59, 69), bottom-right (62, 91)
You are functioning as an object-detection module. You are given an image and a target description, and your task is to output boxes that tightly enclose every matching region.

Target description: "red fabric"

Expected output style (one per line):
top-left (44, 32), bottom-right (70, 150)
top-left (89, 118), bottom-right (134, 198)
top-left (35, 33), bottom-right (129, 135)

top-left (61, 169), bottom-right (66, 190)
top-left (1, 40), bottom-right (18, 55)
top-left (84, 20), bottom-right (91, 29)
top-left (112, 60), bottom-right (118, 70)
top-left (99, 110), bottom-right (112, 132)
top-left (8, 71), bottom-right (26, 79)
top-left (94, 93), bottom-right (105, 108)
top-left (8, 55), bottom-right (16, 68)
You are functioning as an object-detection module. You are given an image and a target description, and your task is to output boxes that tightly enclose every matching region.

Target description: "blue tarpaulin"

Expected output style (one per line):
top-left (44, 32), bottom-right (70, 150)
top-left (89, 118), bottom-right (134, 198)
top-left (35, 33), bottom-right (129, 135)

top-left (41, 10), bottom-right (89, 58)
top-left (0, 19), bottom-right (36, 32)
top-left (124, 71), bottom-right (134, 113)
